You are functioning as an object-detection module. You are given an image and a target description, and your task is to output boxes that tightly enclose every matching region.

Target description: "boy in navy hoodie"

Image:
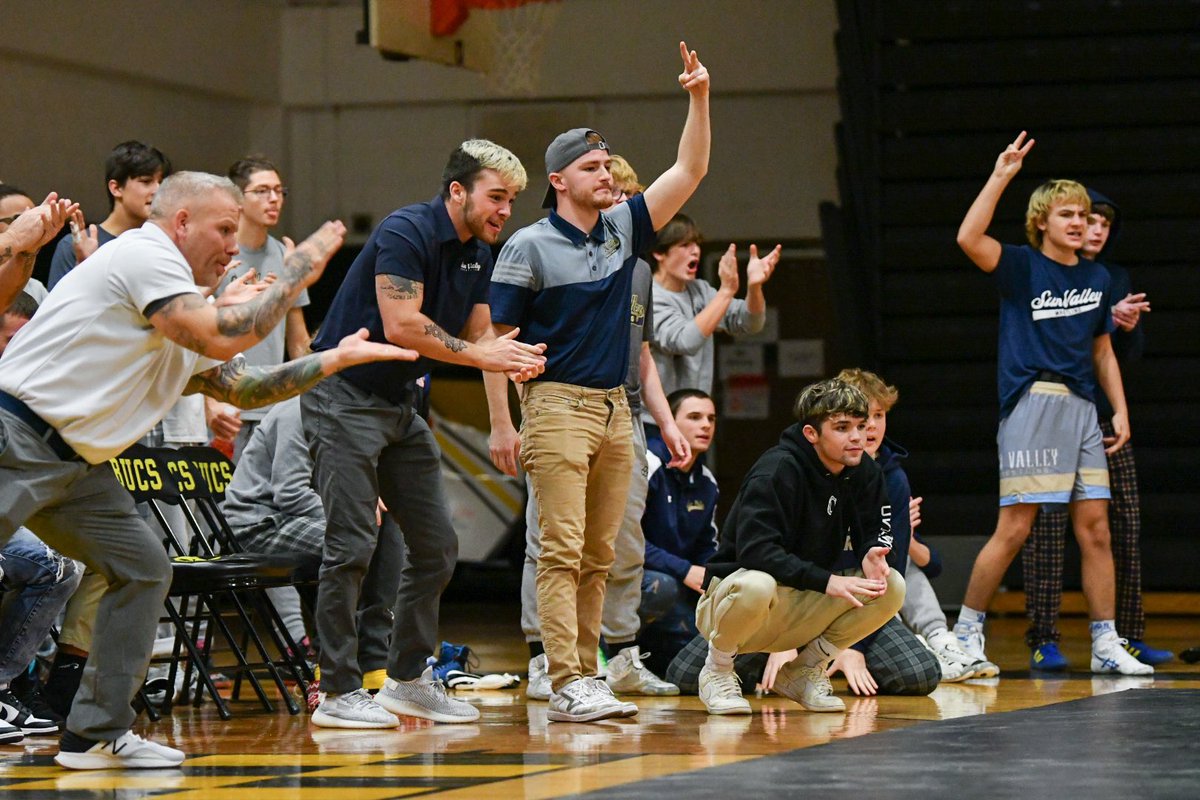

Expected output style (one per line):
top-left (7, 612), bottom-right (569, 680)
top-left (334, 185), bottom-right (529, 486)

top-left (1022, 189), bottom-right (1170, 670)
top-left (694, 378), bottom-right (903, 715)
top-left (952, 132), bottom-right (1149, 677)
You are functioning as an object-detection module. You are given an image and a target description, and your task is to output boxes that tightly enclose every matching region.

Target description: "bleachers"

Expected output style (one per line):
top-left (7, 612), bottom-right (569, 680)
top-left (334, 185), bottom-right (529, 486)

top-left (824, 0), bottom-right (1200, 587)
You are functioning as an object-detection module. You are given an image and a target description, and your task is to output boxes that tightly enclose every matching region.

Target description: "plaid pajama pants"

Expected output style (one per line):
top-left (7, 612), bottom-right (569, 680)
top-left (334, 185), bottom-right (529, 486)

top-left (666, 616), bottom-right (939, 696)
top-left (1022, 418), bottom-right (1144, 647)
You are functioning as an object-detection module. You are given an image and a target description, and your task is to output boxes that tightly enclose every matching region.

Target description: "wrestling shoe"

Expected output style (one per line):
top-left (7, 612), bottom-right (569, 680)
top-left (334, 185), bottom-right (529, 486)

top-left (605, 646), bottom-right (679, 696)
top-left (698, 665), bottom-right (751, 715)
top-left (527, 654), bottom-right (551, 701)
top-left (376, 665), bottom-right (480, 724)
top-left (772, 662), bottom-right (845, 712)
top-left (312, 688), bottom-right (400, 729)
top-left (1123, 639), bottom-right (1174, 666)
top-left (1030, 642), bottom-right (1069, 672)
top-left (1092, 634), bottom-right (1154, 676)
top-left (923, 630), bottom-right (976, 682)
top-left (547, 677), bottom-right (632, 723)
top-left (55, 729), bottom-right (185, 770)
top-left (0, 688), bottom-right (59, 735)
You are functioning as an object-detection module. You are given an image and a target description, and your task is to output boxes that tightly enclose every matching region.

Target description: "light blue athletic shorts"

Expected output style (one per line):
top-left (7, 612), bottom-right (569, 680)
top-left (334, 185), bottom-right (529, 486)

top-left (996, 380), bottom-right (1110, 507)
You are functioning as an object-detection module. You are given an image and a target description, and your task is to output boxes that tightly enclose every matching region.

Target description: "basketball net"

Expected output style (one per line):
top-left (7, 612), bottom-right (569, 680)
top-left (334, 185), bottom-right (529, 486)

top-left (477, 0), bottom-right (561, 96)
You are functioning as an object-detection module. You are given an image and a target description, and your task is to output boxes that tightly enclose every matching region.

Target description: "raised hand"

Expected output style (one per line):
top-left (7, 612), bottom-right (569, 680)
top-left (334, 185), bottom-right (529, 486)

top-left (677, 41), bottom-right (709, 97)
top-left (69, 209), bottom-right (101, 263)
top-left (216, 265), bottom-right (278, 307)
top-left (746, 243), bottom-right (782, 287)
top-left (717, 243), bottom-right (739, 295)
top-left (909, 495), bottom-right (923, 530)
top-left (4, 193), bottom-right (78, 254)
top-left (287, 221), bottom-right (347, 287)
top-left (993, 130), bottom-right (1035, 180)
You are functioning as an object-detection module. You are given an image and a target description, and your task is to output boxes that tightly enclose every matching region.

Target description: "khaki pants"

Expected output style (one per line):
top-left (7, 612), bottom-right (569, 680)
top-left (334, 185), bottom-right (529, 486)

top-left (521, 382), bottom-right (634, 692)
top-left (696, 568), bottom-right (906, 655)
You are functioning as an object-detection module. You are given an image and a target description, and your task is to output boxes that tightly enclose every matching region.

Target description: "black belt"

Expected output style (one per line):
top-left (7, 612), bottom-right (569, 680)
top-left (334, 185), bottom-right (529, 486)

top-left (1035, 371), bottom-right (1069, 384)
top-left (0, 390), bottom-right (82, 461)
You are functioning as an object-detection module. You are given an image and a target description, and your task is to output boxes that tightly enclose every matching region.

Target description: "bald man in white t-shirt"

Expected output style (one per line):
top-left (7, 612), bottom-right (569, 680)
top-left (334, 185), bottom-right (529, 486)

top-left (0, 172), bottom-right (414, 770)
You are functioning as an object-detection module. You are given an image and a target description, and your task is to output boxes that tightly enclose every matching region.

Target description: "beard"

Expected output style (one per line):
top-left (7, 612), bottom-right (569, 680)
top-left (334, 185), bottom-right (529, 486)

top-left (463, 194), bottom-right (500, 244)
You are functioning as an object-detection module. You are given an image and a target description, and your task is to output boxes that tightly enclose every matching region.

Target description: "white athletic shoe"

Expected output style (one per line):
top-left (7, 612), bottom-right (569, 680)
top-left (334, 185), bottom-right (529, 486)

top-left (527, 654), bottom-right (551, 701)
top-left (772, 662), bottom-right (845, 712)
top-left (1092, 633), bottom-right (1155, 676)
top-left (698, 665), bottom-right (751, 715)
top-left (547, 677), bottom-right (632, 723)
top-left (924, 630), bottom-right (977, 682)
top-left (312, 688), bottom-right (400, 729)
top-left (605, 646), bottom-right (680, 696)
top-left (55, 730), bottom-right (185, 770)
top-left (376, 666), bottom-right (480, 723)
top-left (953, 621), bottom-right (999, 677)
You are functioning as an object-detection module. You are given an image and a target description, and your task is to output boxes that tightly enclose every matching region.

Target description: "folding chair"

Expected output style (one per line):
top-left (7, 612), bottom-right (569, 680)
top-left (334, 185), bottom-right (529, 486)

top-left (108, 444), bottom-right (303, 718)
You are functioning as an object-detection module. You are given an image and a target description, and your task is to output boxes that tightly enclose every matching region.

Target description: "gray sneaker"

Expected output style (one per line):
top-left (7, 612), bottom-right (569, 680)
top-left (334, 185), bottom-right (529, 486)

top-left (376, 666), bottom-right (480, 723)
top-left (605, 646), bottom-right (679, 696)
top-left (547, 677), bottom-right (632, 723)
top-left (527, 654), bottom-right (551, 701)
top-left (312, 688), bottom-right (400, 729)
top-left (698, 665), bottom-right (751, 715)
top-left (773, 662), bottom-right (845, 712)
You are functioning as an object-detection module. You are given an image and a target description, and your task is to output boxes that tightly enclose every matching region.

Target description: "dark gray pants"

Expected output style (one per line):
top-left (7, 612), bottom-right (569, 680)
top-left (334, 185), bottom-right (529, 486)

top-left (302, 375), bottom-right (456, 693)
top-left (0, 409), bottom-right (171, 740)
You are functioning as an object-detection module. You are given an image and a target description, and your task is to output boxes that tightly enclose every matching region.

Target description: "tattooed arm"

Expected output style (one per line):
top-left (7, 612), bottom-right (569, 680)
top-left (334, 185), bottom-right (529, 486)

top-left (375, 274), bottom-right (548, 374)
top-left (149, 221), bottom-right (345, 359)
top-left (185, 328), bottom-right (419, 406)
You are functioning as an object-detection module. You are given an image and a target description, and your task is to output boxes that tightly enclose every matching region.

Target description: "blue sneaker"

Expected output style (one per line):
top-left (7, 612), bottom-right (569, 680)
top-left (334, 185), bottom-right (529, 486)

top-left (1124, 639), bottom-right (1174, 666)
top-left (1030, 643), bottom-right (1069, 671)
top-left (430, 642), bottom-right (475, 685)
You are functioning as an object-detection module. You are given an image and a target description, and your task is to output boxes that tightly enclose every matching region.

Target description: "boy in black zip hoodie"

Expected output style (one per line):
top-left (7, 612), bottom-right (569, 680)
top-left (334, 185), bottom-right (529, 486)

top-left (695, 378), bottom-right (904, 715)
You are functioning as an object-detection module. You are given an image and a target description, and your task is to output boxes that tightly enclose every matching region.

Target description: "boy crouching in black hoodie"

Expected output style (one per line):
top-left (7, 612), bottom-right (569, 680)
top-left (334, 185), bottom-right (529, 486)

top-left (694, 378), bottom-right (904, 716)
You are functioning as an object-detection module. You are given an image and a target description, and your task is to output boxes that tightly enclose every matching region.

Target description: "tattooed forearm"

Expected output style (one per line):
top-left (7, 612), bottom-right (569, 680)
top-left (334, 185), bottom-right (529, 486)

top-left (215, 285), bottom-right (293, 339)
top-left (190, 354), bottom-right (326, 408)
top-left (379, 274), bottom-right (422, 301)
top-left (424, 323), bottom-right (467, 353)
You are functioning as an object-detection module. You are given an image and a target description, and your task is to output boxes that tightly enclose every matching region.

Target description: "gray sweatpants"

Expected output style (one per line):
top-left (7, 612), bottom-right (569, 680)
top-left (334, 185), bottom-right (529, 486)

top-left (0, 409), bottom-right (172, 741)
top-left (302, 375), bottom-right (456, 693)
top-left (520, 414), bottom-right (648, 646)
top-left (900, 561), bottom-right (949, 640)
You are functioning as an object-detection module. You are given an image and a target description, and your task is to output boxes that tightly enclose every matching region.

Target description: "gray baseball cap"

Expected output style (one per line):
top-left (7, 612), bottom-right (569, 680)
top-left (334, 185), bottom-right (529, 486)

top-left (541, 128), bottom-right (609, 208)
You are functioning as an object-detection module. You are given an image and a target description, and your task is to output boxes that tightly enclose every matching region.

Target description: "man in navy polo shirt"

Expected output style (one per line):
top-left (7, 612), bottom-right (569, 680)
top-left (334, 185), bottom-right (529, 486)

top-left (304, 139), bottom-right (547, 729)
top-left (488, 42), bottom-right (711, 723)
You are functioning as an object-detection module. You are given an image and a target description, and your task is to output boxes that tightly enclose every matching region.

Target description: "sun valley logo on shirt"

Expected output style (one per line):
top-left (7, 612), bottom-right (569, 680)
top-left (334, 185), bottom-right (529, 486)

top-left (460, 261), bottom-right (483, 272)
top-left (1029, 287), bottom-right (1103, 321)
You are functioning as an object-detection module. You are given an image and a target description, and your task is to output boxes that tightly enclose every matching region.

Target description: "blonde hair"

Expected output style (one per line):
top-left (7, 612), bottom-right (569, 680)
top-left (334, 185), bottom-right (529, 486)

top-left (793, 379), bottom-right (869, 428)
top-left (1025, 179), bottom-right (1090, 248)
top-left (609, 154), bottom-right (643, 195)
top-left (451, 139), bottom-right (527, 194)
top-left (835, 368), bottom-right (899, 412)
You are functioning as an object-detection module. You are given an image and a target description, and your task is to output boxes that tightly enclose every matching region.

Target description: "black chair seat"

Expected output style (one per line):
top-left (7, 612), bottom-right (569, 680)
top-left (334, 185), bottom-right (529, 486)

top-left (169, 554), bottom-right (297, 594)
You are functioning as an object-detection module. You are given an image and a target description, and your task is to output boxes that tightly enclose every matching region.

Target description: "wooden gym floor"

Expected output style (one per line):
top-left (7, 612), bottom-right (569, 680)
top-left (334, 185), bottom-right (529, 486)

top-left (2, 605), bottom-right (1199, 798)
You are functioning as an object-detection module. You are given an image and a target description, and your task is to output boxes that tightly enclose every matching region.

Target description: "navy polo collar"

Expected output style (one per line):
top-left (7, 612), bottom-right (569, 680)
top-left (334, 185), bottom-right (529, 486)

top-left (548, 209), bottom-right (608, 245)
top-left (431, 195), bottom-right (470, 246)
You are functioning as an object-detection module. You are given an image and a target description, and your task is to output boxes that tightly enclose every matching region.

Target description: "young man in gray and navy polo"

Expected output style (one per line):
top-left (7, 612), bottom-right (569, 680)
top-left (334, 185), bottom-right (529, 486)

top-left (488, 41), bottom-right (712, 723)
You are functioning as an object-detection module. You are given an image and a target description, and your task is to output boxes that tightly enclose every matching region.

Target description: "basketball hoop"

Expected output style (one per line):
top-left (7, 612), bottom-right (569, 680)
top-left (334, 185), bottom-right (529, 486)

top-left (475, 0), bottom-right (562, 96)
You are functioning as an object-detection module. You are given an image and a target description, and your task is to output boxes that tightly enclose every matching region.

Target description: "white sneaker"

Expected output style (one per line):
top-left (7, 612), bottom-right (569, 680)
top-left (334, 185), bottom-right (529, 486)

top-left (547, 677), bottom-right (631, 723)
top-left (1092, 634), bottom-right (1155, 676)
top-left (312, 688), bottom-right (400, 729)
top-left (588, 678), bottom-right (638, 717)
top-left (772, 662), bottom-right (845, 712)
top-left (698, 665), bottom-right (751, 715)
top-left (55, 730), bottom-right (185, 770)
top-left (605, 646), bottom-right (680, 696)
top-left (376, 666), bottom-right (480, 723)
top-left (527, 654), bottom-right (551, 701)
top-left (924, 630), bottom-right (976, 683)
top-left (952, 621), bottom-right (999, 677)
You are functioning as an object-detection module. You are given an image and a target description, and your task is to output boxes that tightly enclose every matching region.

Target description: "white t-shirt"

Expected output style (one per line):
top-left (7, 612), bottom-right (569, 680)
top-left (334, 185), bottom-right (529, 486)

top-left (0, 223), bottom-right (221, 464)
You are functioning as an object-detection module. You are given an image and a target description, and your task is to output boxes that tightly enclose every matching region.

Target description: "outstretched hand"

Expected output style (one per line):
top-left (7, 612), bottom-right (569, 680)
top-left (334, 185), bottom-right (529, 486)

top-left (334, 328), bottom-right (418, 368)
top-left (288, 221), bottom-right (347, 287)
top-left (993, 131), bottom-right (1035, 180)
top-left (1112, 292), bottom-right (1150, 331)
top-left (677, 41), bottom-right (709, 97)
top-left (746, 243), bottom-right (782, 286)
top-left (862, 546), bottom-right (891, 582)
top-left (825, 573), bottom-right (887, 608)
top-left (482, 327), bottom-right (547, 378)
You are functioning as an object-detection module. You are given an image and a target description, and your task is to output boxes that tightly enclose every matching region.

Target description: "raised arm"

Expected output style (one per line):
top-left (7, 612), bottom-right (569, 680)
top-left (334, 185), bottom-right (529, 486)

top-left (149, 221), bottom-right (345, 360)
top-left (0, 193), bottom-right (77, 308)
top-left (1092, 333), bottom-right (1130, 454)
top-left (186, 328), bottom-right (416, 409)
top-left (641, 42), bottom-right (711, 231)
top-left (956, 131), bottom-right (1035, 272)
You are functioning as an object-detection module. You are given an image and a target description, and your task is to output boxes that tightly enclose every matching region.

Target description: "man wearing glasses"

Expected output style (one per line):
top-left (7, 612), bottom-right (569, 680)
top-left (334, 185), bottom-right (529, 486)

top-left (209, 155), bottom-right (312, 459)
